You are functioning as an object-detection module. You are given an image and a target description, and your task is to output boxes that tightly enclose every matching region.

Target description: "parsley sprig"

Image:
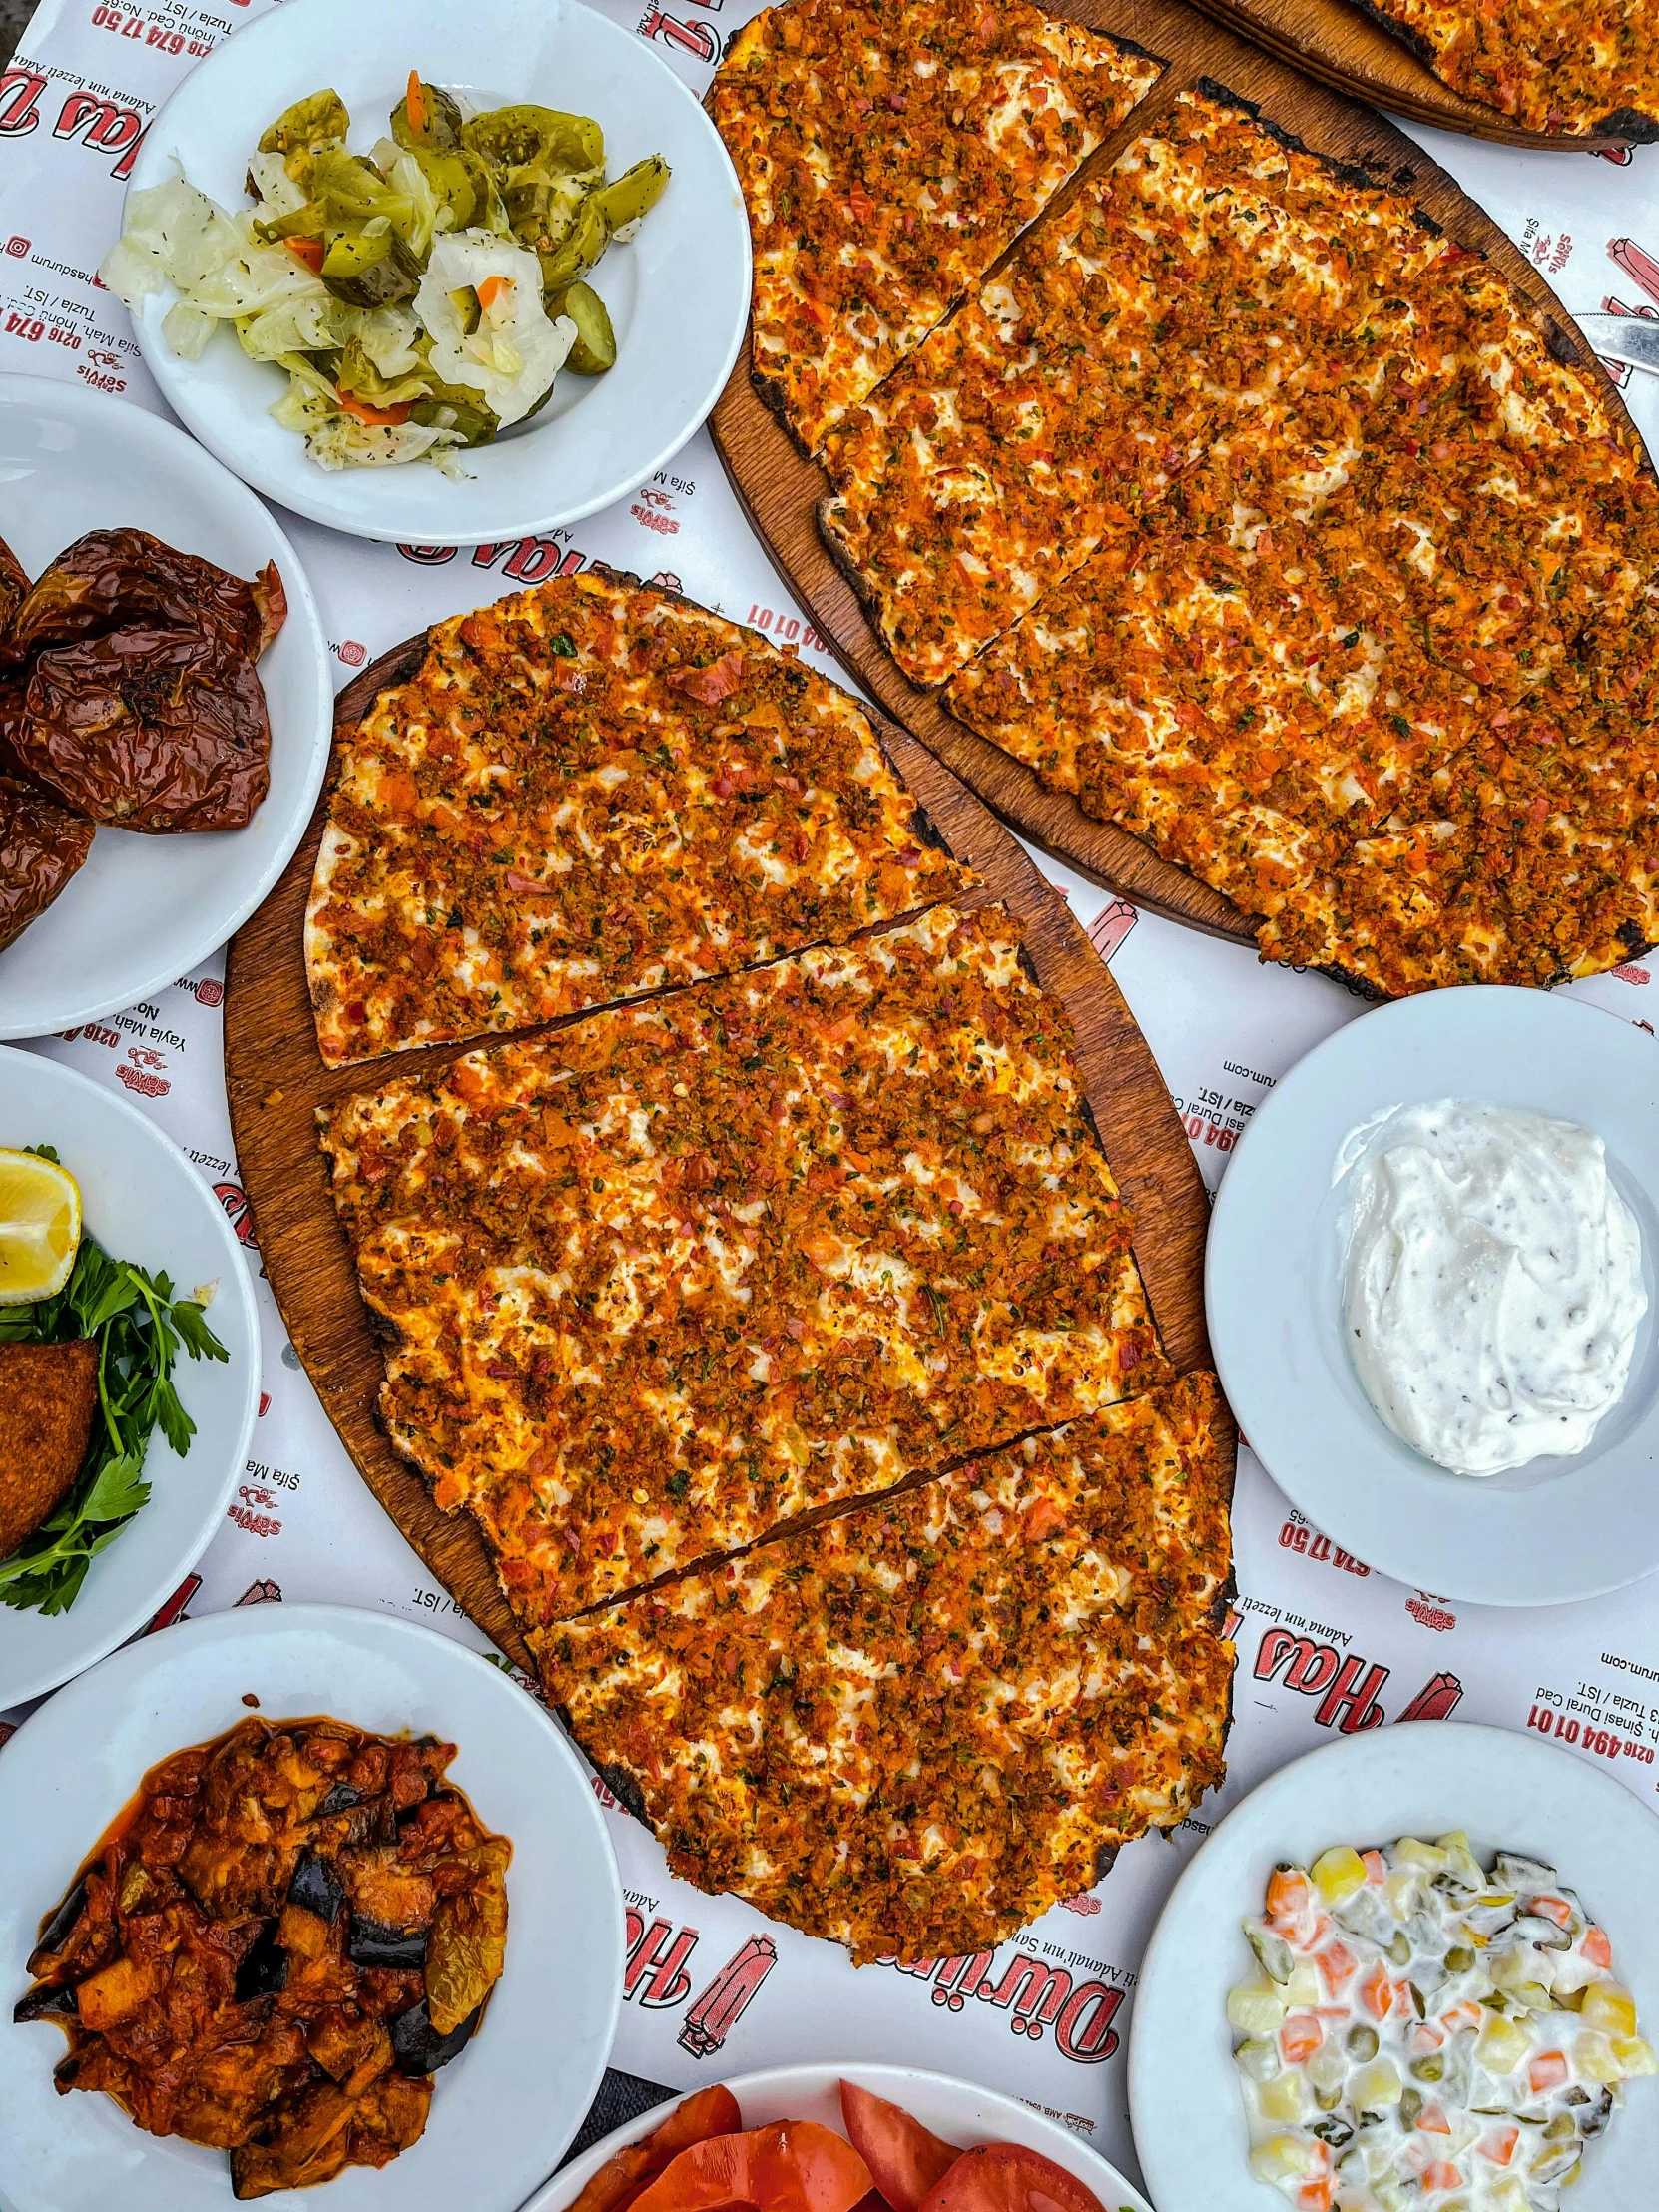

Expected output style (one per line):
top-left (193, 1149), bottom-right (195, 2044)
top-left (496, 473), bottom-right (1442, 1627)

top-left (0, 1152), bottom-right (228, 1615)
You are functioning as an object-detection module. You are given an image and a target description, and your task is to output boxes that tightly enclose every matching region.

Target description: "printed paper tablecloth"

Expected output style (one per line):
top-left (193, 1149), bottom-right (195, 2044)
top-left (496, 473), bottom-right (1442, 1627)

top-left (3, 0), bottom-right (1659, 2187)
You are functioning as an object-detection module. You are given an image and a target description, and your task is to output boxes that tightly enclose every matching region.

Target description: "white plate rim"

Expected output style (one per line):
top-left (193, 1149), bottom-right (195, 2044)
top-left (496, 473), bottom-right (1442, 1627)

top-left (0, 1043), bottom-right (260, 1707)
top-left (0, 1600), bottom-right (626, 2212)
top-left (1204, 985), bottom-right (1659, 1605)
top-left (1128, 1719), bottom-right (1659, 2212)
top-left (523, 2059), bottom-right (1154, 2212)
top-left (0, 372), bottom-right (333, 1037)
top-left (124, 0), bottom-right (753, 546)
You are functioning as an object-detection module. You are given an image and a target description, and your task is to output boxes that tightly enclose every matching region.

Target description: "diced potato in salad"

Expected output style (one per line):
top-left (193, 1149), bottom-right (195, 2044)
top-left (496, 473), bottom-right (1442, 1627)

top-left (1228, 1835), bottom-right (1655, 2212)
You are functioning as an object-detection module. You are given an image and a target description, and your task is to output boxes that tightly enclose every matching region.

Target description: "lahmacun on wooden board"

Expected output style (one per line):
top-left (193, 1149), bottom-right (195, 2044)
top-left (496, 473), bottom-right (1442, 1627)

top-left (711, 0), bottom-right (1163, 457)
top-left (708, 27), bottom-right (1659, 998)
top-left (305, 571), bottom-right (970, 1068)
top-left (319, 902), bottom-right (1169, 1625)
top-left (539, 1373), bottom-right (1232, 1963)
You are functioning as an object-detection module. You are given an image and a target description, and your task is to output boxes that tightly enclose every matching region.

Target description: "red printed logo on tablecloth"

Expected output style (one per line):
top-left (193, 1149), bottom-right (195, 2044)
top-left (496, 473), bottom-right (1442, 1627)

top-left (215, 1180), bottom-right (258, 1250)
top-left (336, 640), bottom-right (367, 668)
top-left (473, 537), bottom-right (585, 585)
top-left (117, 1045), bottom-right (171, 1098)
top-left (51, 90), bottom-right (146, 180)
top-left (1254, 1623), bottom-right (1387, 1732)
top-left (1400, 1670), bottom-right (1464, 1722)
top-left (625, 1909), bottom-right (703, 2011)
top-left (1405, 1590), bottom-right (1457, 1633)
top-left (1597, 239), bottom-right (1659, 389)
top-left (680, 1935), bottom-right (778, 2055)
top-left (0, 70), bottom-right (45, 137)
top-left (238, 1579), bottom-right (281, 1605)
top-left (638, 7), bottom-right (720, 65)
top-left (871, 1948), bottom-right (1127, 2061)
top-left (229, 1481), bottom-right (281, 1538)
top-left (1085, 899), bottom-right (1137, 964)
top-left (5, 237), bottom-right (28, 259)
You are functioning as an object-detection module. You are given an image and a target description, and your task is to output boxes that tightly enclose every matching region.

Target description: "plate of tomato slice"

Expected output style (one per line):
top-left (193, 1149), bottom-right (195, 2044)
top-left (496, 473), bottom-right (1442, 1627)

top-left (524, 2064), bottom-right (1153, 2212)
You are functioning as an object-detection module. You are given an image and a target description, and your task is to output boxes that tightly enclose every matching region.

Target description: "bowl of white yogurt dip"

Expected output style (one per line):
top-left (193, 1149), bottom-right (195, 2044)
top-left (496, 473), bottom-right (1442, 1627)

top-left (1206, 987), bottom-right (1659, 1605)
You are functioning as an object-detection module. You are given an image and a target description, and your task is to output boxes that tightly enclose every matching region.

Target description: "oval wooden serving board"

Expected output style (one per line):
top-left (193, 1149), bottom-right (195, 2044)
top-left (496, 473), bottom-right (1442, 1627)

top-left (709, 0), bottom-right (1648, 954)
top-left (224, 625), bottom-right (1219, 1669)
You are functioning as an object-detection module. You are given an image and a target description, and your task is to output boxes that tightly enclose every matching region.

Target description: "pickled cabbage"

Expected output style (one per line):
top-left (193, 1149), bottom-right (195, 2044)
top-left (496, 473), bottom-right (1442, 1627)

top-left (414, 231), bottom-right (574, 426)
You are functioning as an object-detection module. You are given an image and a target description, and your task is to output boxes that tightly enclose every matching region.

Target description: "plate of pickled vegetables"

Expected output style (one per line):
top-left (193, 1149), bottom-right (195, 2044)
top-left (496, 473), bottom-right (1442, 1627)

top-left (104, 0), bottom-right (751, 543)
top-left (1130, 1722), bottom-right (1659, 2212)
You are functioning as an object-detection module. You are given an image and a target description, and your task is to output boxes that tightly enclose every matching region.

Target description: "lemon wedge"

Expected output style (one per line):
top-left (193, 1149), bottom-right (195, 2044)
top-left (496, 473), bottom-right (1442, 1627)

top-left (0, 1149), bottom-right (82, 1304)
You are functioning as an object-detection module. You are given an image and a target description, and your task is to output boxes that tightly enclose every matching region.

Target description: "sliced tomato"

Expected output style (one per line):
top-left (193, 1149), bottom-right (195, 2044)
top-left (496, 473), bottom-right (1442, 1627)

top-left (630, 2121), bottom-right (872, 2212)
top-left (918, 2144), bottom-right (1109, 2212)
top-left (569, 2089), bottom-right (744, 2212)
top-left (838, 2084), bottom-right (959, 2212)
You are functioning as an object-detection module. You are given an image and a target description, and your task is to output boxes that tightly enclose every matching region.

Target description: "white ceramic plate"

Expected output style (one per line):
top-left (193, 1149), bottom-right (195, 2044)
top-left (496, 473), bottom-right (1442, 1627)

top-left (124, 0), bottom-right (752, 545)
top-left (1205, 986), bottom-right (1659, 1605)
top-left (0, 1046), bottom-right (259, 1709)
top-left (0, 375), bottom-right (331, 1039)
top-left (524, 2061), bottom-right (1154, 2212)
top-left (1130, 1721), bottom-right (1659, 2212)
top-left (0, 1603), bottom-right (624, 2212)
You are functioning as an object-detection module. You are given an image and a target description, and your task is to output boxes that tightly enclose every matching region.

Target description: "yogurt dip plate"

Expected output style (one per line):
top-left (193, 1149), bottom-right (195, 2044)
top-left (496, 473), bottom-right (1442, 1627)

top-left (1205, 987), bottom-right (1659, 1606)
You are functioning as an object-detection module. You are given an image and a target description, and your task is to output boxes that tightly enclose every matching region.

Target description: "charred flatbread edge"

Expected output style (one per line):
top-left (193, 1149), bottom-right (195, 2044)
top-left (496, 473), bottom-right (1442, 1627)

top-left (1333, 0), bottom-right (1659, 143)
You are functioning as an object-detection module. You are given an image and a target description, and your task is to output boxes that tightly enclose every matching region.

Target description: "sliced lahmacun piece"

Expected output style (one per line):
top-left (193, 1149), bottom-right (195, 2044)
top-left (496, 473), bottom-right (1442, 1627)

top-left (815, 89), bottom-right (1460, 688)
top-left (1356, 0), bottom-right (1659, 138)
top-left (305, 569), bottom-right (970, 1066)
top-left (711, 0), bottom-right (1162, 455)
top-left (538, 1373), bottom-right (1234, 1964)
top-left (319, 902), bottom-right (1169, 1621)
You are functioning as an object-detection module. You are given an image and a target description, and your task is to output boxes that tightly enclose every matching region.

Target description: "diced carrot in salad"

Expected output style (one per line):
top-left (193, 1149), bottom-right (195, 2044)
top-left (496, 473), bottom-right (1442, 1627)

top-left (1358, 1961), bottom-right (1394, 2018)
top-left (1477, 2126), bottom-right (1518, 2167)
top-left (1279, 2013), bottom-right (1324, 2064)
top-left (1417, 2162), bottom-right (1461, 2194)
top-left (1528, 2052), bottom-right (1568, 2095)
top-left (1315, 1940), bottom-right (1356, 1994)
top-left (1415, 2106), bottom-right (1450, 2136)
top-left (1267, 1868), bottom-right (1311, 1926)
top-left (1583, 1926), bottom-right (1614, 1970)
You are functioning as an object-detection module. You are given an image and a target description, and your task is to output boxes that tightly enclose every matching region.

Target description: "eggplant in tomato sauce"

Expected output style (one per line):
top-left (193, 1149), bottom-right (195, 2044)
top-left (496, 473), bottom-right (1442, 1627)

top-left (15, 1713), bottom-right (510, 2199)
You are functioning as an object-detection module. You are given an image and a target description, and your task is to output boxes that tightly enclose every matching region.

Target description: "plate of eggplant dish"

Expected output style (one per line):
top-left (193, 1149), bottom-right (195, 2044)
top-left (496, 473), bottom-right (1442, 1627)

top-left (0, 1604), bottom-right (624, 2211)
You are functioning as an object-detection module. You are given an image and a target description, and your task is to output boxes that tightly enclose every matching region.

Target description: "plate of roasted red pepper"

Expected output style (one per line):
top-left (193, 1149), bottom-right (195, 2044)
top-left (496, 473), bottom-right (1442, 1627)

top-left (0, 375), bottom-right (331, 1036)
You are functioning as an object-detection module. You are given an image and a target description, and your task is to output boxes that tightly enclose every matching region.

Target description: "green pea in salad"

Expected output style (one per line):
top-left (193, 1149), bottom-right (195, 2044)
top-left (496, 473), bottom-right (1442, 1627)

top-left (101, 72), bottom-right (669, 475)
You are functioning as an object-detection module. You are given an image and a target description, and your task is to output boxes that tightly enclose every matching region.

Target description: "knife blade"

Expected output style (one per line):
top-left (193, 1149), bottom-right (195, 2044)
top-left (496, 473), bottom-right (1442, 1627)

top-left (1571, 310), bottom-right (1659, 375)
